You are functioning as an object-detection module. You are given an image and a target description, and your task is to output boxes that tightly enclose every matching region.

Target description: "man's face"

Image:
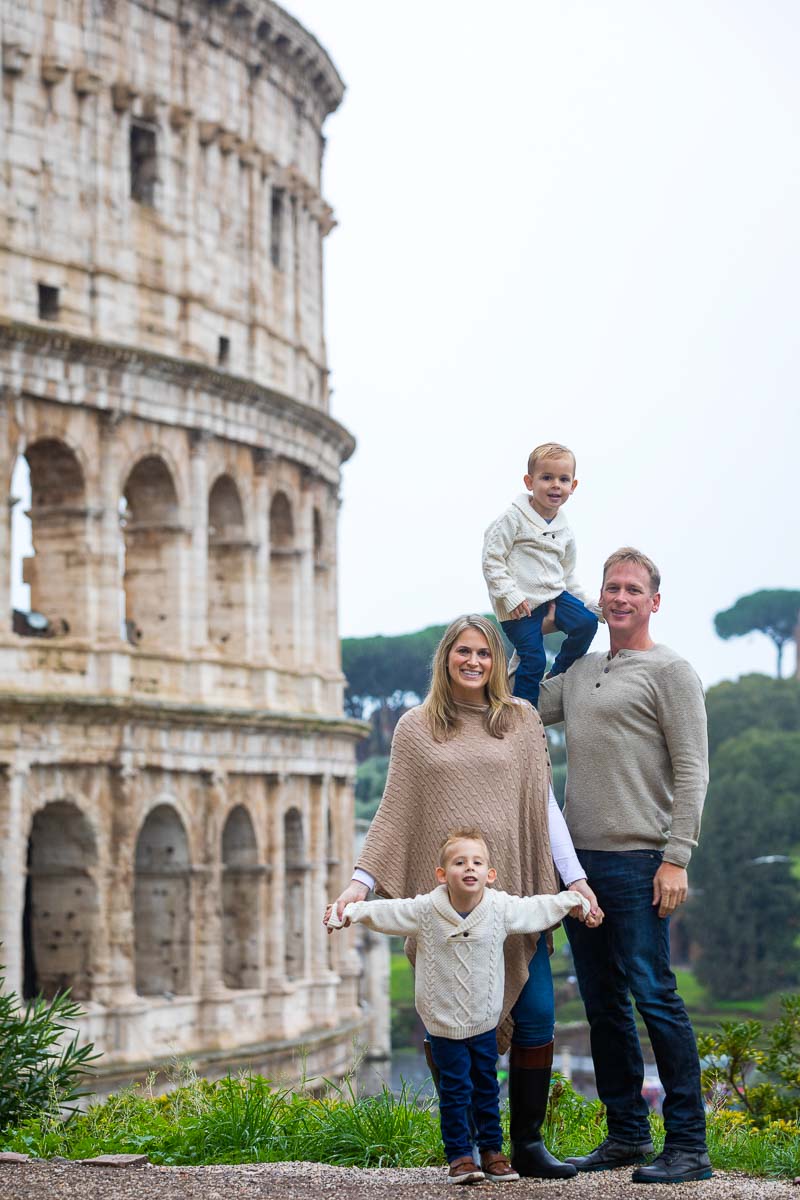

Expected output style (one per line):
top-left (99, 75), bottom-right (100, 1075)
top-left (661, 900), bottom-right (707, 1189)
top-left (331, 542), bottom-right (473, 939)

top-left (599, 562), bottom-right (660, 638)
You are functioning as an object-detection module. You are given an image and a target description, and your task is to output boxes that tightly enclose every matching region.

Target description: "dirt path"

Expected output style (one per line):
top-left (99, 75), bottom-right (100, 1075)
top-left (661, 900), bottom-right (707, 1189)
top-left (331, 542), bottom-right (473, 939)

top-left (0, 1161), bottom-right (796, 1200)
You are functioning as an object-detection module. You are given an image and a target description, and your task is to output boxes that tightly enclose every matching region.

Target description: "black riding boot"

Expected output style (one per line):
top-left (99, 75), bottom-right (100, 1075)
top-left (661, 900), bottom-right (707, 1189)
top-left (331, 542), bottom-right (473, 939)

top-left (509, 1043), bottom-right (577, 1179)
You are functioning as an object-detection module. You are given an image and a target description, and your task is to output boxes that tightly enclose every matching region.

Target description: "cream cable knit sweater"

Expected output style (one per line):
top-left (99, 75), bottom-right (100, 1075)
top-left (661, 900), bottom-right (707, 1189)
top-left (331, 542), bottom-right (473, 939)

top-left (331, 885), bottom-right (588, 1039)
top-left (482, 493), bottom-right (600, 622)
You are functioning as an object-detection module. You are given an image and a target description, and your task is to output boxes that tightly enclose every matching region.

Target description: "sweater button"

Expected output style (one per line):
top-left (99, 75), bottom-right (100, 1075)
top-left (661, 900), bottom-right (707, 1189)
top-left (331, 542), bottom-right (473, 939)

top-left (603, 667), bottom-right (609, 673)
top-left (464, 931), bottom-right (469, 937)
top-left (595, 682), bottom-right (601, 688)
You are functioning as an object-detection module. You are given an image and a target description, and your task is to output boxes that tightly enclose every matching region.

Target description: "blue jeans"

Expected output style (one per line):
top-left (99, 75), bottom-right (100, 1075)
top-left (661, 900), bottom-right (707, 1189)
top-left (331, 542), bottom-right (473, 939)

top-left (510, 933), bottom-right (555, 1046)
top-left (565, 849), bottom-right (707, 1151)
top-left (429, 1029), bottom-right (503, 1161)
top-left (502, 591), bottom-right (598, 708)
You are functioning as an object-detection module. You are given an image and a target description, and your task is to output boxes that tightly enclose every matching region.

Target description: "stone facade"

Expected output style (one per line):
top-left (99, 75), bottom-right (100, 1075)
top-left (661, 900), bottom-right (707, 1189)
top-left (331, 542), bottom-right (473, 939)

top-left (0, 0), bottom-right (388, 1085)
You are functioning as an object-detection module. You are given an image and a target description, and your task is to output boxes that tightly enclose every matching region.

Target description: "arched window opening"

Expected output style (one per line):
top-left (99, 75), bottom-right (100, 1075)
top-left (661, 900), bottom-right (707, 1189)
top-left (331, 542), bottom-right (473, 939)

top-left (122, 457), bottom-right (181, 649)
top-left (23, 801), bottom-right (98, 1000)
top-left (284, 806), bottom-right (306, 980)
top-left (12, 441), bottom-right (88, 638)
top-left (208, 475), bottom-right (248, 658)
top-left (269, 491), bottom-right (297, 669)
top-left (133, 804), bottom-right (191, 996)
top-left (221, 805), bottom-right (260, 988)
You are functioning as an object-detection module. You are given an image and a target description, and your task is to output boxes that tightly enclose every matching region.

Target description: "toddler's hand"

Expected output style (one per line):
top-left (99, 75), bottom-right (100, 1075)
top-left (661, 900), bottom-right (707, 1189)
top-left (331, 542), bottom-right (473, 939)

top-left (509, 599), bottom-right (532, 620)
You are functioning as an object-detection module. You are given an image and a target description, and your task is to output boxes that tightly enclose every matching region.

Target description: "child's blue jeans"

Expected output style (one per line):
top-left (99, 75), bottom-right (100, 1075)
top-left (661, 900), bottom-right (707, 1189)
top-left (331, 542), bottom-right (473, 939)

top-left (501, 590), bottom-right (598, 708)
top-left (428, 1028), bottom-right (502, 1162)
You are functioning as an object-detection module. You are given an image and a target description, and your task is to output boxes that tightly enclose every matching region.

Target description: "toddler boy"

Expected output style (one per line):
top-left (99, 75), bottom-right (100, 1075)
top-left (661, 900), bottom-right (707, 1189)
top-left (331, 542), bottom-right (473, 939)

top-left (482, 442), bottom-right (599, 707)
top-left (326, 829), bottom-right (588, 1185)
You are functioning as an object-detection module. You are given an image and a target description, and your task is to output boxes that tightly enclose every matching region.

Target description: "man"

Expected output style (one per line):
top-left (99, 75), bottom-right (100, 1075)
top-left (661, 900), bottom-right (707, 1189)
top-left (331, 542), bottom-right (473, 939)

top-left (538, 547), bottom-right (711, 1185)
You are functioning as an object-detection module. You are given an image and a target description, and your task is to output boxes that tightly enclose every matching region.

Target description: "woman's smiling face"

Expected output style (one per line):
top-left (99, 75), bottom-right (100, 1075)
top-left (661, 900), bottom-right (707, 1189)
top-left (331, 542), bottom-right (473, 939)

top-left (447, 626), bottom-right (493, 703)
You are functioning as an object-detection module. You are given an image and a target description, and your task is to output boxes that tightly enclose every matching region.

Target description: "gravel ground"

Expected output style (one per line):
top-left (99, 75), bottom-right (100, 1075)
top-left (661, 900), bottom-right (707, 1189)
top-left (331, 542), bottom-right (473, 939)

top-left (0, 1161), bottom-right (797, 1200)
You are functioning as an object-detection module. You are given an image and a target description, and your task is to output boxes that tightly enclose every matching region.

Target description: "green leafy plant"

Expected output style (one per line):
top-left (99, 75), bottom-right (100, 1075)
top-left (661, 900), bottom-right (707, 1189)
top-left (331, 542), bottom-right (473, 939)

top-left (0, 966), bottom-right (99, 1130)
top-left (699, 994), bottom-right (800, 1126)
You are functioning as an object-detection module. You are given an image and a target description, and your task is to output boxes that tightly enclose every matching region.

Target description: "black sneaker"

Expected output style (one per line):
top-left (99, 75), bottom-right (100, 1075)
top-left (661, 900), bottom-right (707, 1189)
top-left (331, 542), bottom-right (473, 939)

top-left (567, 1136), bottom-right (654, 1172)
top-left (631, 1146), bottom-right (712, 1184)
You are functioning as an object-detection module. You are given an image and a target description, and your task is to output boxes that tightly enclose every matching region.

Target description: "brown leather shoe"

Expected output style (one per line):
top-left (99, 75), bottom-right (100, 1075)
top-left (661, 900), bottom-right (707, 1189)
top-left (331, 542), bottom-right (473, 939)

top-left (480, 1150), bottom-right (521, 1182)
top-left (447, 1156), bottom-right (485, 1184)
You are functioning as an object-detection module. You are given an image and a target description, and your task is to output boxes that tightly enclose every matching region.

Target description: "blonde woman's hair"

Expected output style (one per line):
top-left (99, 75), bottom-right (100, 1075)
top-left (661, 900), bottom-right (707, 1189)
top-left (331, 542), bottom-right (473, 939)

top-left (527, 442), bottom-right (576, 475)
top-left (422, 614), bottom-right (521, 742)
top-left (602, 546), bottom-right (661, 593)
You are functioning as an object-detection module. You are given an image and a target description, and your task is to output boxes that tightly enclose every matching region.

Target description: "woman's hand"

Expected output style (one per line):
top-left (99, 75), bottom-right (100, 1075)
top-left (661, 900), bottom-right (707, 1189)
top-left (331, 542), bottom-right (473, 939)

top-left (567, 878), bottom-right (604, 927)
top-left (324, 881), bottom-right (369, 933)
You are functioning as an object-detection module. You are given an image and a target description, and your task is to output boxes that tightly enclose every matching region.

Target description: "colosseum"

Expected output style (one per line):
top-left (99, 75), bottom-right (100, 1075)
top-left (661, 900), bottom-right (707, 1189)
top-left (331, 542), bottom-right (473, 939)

top-left (0, 0), bottom-right (386, 1089)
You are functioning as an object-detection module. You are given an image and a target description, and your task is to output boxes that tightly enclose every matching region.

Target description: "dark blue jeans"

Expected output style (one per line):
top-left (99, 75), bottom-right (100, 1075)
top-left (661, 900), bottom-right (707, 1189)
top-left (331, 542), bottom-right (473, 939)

top-left (510, 932), bottom-right (555, 1046)
top-left (502, 590), bottom-right (598, 708)
top-left (565, 849), bottom-right (707, 1151)
top-left (429, 1029), bottom-right (503, 1162)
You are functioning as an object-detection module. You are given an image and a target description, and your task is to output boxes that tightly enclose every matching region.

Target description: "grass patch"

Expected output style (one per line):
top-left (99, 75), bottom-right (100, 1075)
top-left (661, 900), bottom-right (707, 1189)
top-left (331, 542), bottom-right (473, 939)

top-left (0, 1069), bottom-right (797, 1177)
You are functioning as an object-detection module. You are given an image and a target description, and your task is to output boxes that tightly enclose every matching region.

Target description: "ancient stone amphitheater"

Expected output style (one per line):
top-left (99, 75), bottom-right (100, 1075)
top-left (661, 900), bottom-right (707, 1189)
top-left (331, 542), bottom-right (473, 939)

top-left (0, 0), bottom-right (385, 1089)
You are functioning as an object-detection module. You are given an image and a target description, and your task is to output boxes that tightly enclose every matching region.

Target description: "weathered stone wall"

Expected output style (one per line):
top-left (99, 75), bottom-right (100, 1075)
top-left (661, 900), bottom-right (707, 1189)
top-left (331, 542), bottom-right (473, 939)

top-left (0, 0), bottom-right (389, 1084)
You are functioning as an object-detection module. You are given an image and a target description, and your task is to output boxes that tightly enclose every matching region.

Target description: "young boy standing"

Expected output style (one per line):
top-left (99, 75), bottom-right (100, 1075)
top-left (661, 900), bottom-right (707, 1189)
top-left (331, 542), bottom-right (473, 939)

top-left (326, 829), bottom-right (588, 1185)
top-left (482, 442), bottom-right (600, 708)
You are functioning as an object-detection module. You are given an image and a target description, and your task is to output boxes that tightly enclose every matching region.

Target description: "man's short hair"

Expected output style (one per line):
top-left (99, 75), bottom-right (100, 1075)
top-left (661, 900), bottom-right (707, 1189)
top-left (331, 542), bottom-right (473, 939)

top-left (602, 547), bottom-right (661, 593)
top-left (438, 828), bottom-right (491, 868)
top-left (527, 442), bottom-right (576, 476)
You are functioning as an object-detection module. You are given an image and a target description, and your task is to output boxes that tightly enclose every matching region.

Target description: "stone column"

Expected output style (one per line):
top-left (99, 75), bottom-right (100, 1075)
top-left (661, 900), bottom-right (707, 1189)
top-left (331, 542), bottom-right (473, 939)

top-left (0, 392), bottom-right (15, 627)
top-left (196, 770), bottom-right (226, 996)
top-left (297, 472), bottom-right (315, 672)
top-left (96, 412), bottom-right (124, 643)
top-left (189, 432), bottom-right (209, 654)
top-left (0, 763), bottom-right (29, 995)
top-left (265, 775), bottom-right (286, 983)
top-left (251, 449), bottom-right (271, 665)
top-left (105, 764), bottom-right (139, 1004)
top-left (308, 774), bottom-right (329, 982)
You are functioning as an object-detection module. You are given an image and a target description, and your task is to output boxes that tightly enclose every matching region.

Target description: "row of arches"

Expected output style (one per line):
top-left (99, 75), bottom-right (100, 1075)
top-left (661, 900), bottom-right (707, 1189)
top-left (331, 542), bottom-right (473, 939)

top-left (24, 798), bottom-right (335, 1001)
top-left (10, 438), bottom-right (333, 668)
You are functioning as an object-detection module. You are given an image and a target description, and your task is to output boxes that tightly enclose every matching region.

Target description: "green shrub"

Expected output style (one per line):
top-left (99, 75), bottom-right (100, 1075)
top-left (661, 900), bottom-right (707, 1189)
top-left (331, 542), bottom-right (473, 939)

top-left (0, 967), bottom-right (99, 1131)
top-left (699, 993), bottom-right (800, 1126)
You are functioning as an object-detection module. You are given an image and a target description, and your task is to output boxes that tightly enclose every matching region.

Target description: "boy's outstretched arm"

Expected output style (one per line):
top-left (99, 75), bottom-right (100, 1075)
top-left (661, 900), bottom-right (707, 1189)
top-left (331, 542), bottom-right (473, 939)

top-left (326, 894), bottom-right (422, 937)
top-left (503, 891), bottom-right (590, 935)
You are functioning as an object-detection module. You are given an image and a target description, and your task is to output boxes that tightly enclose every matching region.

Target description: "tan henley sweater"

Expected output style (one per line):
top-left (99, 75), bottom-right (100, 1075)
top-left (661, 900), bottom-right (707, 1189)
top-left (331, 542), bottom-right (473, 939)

top-left (537, 644), bottom-right (709, 867)
top-left (355, 701), bottom-right (557, 1047)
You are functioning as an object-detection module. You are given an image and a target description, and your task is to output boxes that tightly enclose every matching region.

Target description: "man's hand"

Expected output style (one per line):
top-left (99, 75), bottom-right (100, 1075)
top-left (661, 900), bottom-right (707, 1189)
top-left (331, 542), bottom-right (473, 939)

top-left (541, 601), bottom-right (557, 636)
top-left (652, 862), bottom-right (688, 918)
top-left (324, 880), bottom-right (369, 934)
top-left (508, 599), bottom-right (532, 620)
top-left (567, 878), bottom-right (604, 927)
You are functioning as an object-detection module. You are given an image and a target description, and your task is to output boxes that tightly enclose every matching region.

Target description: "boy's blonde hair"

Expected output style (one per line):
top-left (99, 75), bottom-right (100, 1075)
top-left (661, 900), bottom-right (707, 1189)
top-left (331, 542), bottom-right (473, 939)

top-left (602, 547), bottom-right (661, 593)
top-left (527, 442), bottom-right (576, 476)
top-left (422, 614), bottom-right (522, 742)
top-left (438, 828), bottom-right (491, 868)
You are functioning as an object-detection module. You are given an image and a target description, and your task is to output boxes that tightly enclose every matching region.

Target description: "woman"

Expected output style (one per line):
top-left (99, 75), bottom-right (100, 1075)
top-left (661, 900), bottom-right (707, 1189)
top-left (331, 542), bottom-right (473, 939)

top-left (329, 614), bottom-right (602, 1180)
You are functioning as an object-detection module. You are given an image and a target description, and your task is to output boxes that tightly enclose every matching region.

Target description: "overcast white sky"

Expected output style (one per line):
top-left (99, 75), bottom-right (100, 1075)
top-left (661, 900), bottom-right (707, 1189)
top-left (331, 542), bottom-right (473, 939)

top-left (281, 0), bottom-right (799, 688)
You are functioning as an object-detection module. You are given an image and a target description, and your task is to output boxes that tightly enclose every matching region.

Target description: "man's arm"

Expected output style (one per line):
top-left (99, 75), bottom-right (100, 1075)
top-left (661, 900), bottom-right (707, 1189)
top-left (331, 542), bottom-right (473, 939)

top-left (537, 672), bottom-right (565, 726)
top-left (653, 661), bottom-right (709, 917)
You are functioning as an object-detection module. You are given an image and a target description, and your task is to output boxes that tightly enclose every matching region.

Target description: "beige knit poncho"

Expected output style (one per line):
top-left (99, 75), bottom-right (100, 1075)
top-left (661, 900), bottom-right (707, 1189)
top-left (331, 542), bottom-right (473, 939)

top-left (355, 700), bottom-right (557, 1049)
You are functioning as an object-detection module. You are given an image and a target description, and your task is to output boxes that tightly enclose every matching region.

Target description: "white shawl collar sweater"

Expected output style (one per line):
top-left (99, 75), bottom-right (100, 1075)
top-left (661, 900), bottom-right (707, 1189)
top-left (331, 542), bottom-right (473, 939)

top-left (482, 493), bottom-right (600, 621)
top-left (337, 884), bottom-right (587, 1040)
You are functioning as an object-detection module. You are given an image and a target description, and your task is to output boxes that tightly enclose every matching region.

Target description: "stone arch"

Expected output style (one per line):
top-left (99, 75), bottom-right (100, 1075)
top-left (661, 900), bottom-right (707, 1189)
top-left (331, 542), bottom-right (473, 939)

top-left (269, 491), bottom-right (298, 669)
top-left (23, 801), bottom-right (99, 1000)
top-left (133, 804), bottom-right (191, 996)
top-left (208, 474), bottom-right (248, 659)
top-left (221, 805), bottom-right (260, 989)
top-left (122, 455), bottom-right (182, 649)
top-left (284, 806), bottom-right (306, 980)
top-left (14, 439), bottom-right (89, 638)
